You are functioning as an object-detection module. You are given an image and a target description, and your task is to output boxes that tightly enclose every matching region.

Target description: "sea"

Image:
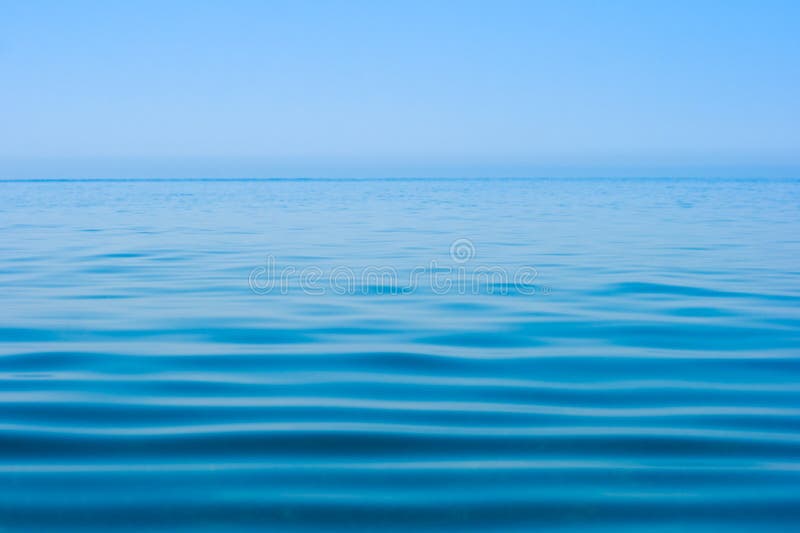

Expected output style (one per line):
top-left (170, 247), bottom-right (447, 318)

top-left (1, 177), bottom-right (799, 531)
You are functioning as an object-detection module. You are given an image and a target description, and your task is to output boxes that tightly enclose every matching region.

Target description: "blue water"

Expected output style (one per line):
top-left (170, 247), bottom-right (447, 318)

top-left (1, 178), bottom-right (800, 531)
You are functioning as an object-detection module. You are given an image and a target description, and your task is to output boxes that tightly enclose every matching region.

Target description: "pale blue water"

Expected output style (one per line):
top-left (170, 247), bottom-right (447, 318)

top-left (1, 178), bottom-right (799, 531)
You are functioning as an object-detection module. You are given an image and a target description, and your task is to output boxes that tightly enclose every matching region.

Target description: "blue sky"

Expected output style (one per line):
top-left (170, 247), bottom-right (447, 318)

top-left (1, 0), bottom-right (798, 177)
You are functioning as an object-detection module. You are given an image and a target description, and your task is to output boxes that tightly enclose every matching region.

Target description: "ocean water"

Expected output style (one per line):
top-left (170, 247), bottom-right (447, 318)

top-left (1, 177), bottom-right (799, 532)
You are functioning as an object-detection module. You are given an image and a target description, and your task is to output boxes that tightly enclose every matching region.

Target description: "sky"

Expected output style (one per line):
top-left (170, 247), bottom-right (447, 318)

top-left (1, 0), bottom-right (798, 178)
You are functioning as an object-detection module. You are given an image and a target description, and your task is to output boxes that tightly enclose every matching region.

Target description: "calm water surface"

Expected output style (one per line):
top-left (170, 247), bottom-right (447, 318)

top-left (1, 178), bottom-right (799, 531)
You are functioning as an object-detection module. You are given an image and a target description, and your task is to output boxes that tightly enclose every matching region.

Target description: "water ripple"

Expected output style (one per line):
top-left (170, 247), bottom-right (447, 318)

top-left (1, 178), bottom-right (799, 531)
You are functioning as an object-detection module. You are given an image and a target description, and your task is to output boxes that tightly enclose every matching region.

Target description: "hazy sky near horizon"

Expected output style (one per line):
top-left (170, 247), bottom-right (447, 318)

top-left (1, 0), bottom-right (799, 177)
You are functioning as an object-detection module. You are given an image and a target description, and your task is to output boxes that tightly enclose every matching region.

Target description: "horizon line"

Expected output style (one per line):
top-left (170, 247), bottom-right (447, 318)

top-left (2, 176), bottom-right (799, 183)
